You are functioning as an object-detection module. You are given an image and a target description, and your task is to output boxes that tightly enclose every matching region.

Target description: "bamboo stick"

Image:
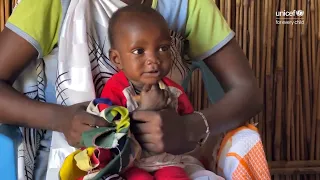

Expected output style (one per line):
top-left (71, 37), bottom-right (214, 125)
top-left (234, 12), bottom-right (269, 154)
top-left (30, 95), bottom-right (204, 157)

top-left (286, 0), bottom-right (295, 162)
top-left (243, 0), bottom-right (248, 56)
top-left (220, 0), bottom-right (225, 18)
top-left (4, 0), bottom-right (9, 21)
top-left (265, 0), bottom-right (273, 162)
top-left (239, 0), bottom-right (243, 48)
top-left (0, 0), bottom-right (4, 31)
top-left (301, 1), bottom-right (312, 158)
top-left (300, 86), bottom-right (305, 161)
top-left (316, 0), bottom-right (320, 162)
top-left (226, 0), bottom-right (231, 25)
top-left (256, 0), bottom-right (264, 144)
top-left (295, 51), bottom-right (302, 179)
top-left (296, 0), bottom-right (302, 163)
top-left (310, 0), bottom-right (317, 161)
top-left (284, 3), bottom-right (290, 179)
top-left (248, 0), bottom-right (254, 68)
top-left (316, 57), bottom-right (320, 161)
top-left (255, 0), bottom-right (261, 78)
top-left (261, 0), bottom-right (268, 160)
top-left (274, 0), bottom-right (285, 162)
top-left (236, 0), bottom-right (241, 43)
top-left (311, 0), bottom-right (316, 95)
top-left (307, 3), bottom-right (313, 106)
top-left (299, 0), bottom-right (306, 164)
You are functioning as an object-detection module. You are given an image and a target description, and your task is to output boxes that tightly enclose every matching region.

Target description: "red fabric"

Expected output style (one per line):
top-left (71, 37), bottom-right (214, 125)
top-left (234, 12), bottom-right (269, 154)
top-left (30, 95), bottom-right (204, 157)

top-left (100, 71), bottom-right (194, 115)
top-left (124, 167), bottom-right (154, 180)
top-left (124, 167), bottom-right (190, 180)
top-left (91, 148), bottom-right (113, 169)
top-left (99, 71), bottom-right (129, 111)
top-left (154, 166), bottom-right (191, 180)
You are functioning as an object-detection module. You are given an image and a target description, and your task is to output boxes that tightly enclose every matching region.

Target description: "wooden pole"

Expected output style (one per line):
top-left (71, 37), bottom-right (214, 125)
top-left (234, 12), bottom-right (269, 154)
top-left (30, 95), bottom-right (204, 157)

top-left (0, 0), bottom-right (4, 31)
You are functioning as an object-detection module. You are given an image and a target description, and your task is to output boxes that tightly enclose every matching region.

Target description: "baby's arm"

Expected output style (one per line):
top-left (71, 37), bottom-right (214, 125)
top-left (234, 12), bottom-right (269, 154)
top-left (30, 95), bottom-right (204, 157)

top-left (134, 84), bottom-right (171, 111)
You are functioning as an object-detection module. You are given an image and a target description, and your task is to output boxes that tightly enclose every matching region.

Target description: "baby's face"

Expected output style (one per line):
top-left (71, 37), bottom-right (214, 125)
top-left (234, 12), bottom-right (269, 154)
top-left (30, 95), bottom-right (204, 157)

top-left (114, 19), bottom-right (172, 90)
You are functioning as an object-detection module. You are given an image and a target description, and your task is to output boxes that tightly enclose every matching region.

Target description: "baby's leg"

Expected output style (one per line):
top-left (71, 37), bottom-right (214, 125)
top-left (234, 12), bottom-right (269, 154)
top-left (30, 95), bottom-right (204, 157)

top-left (123, 167), bottom-right (153, 180)
top-left (154, 166), bottom-right (190, 180)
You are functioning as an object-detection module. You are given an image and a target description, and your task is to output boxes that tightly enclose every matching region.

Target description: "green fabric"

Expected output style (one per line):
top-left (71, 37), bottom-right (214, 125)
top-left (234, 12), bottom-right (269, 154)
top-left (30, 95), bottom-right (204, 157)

top-left (101, 106), bottom-right (130, 133)
top-left (7, 0), bottom-right (62, 58)
top-left (185, 0), bottom-right (234, 60)
top-left (81, 127), bottom-right (117, 148)
top-left (93, 138), bottom-right (131, 180)
top-left (182, 61), bottom-right (225, 104)
top-left (80, 105), bottom-right (132, 179)
top-left (81, 106), bottom-right (130, 148)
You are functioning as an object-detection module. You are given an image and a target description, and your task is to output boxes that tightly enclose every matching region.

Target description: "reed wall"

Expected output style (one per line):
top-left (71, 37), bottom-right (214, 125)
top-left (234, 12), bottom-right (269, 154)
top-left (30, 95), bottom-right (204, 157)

top-left (1, 0), bottom-right (320, 179)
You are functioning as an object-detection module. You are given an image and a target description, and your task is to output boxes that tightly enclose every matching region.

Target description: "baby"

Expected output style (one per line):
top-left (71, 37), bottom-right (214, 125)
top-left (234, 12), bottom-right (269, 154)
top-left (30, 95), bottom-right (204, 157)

top-left (99, 4), bottom-right (224, 180)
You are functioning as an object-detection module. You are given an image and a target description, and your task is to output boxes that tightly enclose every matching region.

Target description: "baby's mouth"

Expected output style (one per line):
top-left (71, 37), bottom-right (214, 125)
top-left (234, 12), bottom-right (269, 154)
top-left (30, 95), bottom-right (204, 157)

top-left (144, 70), bottom-right (160, 77)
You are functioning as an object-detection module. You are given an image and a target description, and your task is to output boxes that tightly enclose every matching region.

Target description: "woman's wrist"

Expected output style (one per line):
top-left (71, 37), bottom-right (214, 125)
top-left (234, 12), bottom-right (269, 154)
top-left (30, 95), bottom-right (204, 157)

top-left (48, 104), bottom-right (70, 132)
top-left (184, 111), bottom-right (208, 145)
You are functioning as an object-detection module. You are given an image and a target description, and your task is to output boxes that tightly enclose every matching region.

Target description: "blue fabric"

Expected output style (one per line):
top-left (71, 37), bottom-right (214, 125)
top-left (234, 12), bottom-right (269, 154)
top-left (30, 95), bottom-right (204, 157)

top-left (33, 130), bottom-right (52, 180)
top-left (156, 0), bottom-right (188, 34)
top-left (0, 125), bottom-right (21, 180)
top-left (0, 126), bottom-right (51, 180)
top-left (182, 60), bottom-right (225, 104)
top-left (93, 98), bottom-right (113, 107)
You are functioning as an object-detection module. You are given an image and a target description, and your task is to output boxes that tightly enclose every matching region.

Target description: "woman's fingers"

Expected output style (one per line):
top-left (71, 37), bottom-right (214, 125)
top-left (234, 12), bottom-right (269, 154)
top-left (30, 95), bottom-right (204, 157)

top-left (79, 111), bottom-right (109, 127)
top-left (134, 134), bottom-right (164, 153)
top-left (134, 133), bottom-right (155, 144)
top-left (140, 143), bottom-right (162, 153)
top-left (131, 110), bottom-right (158, 123)
top-left (131, 121), bottom-right (154, 134)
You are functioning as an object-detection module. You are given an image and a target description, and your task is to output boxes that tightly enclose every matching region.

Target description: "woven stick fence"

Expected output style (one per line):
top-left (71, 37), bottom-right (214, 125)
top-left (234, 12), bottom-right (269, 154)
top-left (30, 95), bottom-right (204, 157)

top-left (1, 0), bottom-right (320, 179)
top-left (213, 0), bottom-right (319, 179)
top-left (187, 0), bottom-right (320, 179)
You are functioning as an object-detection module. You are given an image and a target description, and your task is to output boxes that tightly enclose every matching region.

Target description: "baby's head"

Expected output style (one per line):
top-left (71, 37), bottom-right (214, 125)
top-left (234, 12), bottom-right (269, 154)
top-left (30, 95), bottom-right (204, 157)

top-left (108, 5), bottom-right (172, 90)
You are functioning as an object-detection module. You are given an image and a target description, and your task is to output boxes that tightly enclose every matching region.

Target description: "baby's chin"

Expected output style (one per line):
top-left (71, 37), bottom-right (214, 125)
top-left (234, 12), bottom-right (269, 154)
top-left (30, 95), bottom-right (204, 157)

top-left (141, 77), bottom-right (163, 85)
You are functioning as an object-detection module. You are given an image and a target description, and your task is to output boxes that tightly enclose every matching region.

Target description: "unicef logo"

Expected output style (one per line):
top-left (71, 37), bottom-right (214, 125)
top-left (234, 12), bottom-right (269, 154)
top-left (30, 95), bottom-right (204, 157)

top-left (276, 10), bottom-right (304, 17)
top-left (296, 10), bottom-right (304, 16)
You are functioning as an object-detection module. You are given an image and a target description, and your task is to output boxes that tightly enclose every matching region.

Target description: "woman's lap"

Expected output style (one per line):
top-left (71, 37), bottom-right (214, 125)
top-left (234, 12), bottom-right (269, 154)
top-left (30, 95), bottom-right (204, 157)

top-left (33, 130), bottom-right (52, 180)
top-left (0, 124), bottom-right (269, 180)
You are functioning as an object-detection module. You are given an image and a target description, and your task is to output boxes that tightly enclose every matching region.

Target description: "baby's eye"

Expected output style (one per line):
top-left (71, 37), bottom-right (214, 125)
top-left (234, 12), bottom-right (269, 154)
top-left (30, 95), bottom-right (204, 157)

top-left (159, 45), bottom-right (170, 52)
top-left (132, 48), bottom-right (145, 55)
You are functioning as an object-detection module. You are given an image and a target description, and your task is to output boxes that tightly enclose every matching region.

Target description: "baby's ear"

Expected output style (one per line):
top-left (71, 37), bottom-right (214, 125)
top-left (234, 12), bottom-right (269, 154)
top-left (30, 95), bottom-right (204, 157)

top-left (109, 49), bottom-right (123, 70)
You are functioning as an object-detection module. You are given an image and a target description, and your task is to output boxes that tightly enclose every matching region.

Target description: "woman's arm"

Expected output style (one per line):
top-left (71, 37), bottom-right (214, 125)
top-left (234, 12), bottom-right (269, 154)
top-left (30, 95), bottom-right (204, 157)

top-left (131, 38), bottom-right (262, 154)
top-left (0, 28), bottom-right (108, 146)
top-left (0, 27), bottom-right (56, 129)
top-left (185, 38), bottom-right (263, 141)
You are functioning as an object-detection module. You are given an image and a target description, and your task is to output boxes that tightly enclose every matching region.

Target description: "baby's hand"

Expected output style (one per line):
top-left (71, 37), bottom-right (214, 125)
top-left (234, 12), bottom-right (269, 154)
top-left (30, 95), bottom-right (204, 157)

top-left (134, 84), bottom-right (171, 111)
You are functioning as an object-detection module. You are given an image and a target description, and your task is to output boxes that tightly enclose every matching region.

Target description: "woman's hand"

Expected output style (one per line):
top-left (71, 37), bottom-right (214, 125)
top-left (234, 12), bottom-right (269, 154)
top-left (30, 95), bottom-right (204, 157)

top-left (58, 102), bottom-right (110, 147)
top-left (131, 109), bottom-right (206, 155)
